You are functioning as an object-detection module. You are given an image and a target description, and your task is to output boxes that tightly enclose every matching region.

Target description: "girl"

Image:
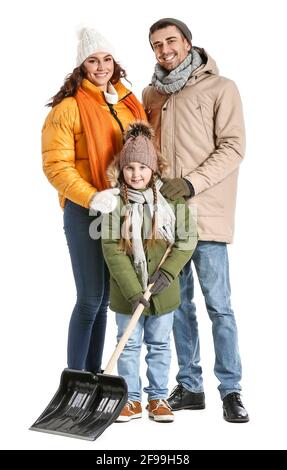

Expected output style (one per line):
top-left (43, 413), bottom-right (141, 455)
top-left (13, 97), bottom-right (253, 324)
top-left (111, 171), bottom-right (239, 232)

top-left (101, 122), bottom-right (197, 423)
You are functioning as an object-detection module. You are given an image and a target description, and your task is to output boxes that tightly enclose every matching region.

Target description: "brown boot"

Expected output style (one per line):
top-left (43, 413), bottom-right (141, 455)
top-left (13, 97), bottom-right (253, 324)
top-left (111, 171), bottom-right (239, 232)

top-left (148, 399), bottom-right (174, 423)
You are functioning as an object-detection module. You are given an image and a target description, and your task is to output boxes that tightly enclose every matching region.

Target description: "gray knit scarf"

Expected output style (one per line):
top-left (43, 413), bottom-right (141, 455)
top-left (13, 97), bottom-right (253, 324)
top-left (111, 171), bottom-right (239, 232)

top-left (151, 48), bottom-right (202, 94)
top-left (125, 179), bottom-right (175, 289)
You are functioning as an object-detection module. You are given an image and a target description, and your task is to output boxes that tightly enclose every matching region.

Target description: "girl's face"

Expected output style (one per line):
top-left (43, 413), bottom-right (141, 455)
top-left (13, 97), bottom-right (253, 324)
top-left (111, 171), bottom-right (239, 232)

top-left (123, 162), bottom-right (152, 190)
top-left (83, 52), bottom-right (114, 91)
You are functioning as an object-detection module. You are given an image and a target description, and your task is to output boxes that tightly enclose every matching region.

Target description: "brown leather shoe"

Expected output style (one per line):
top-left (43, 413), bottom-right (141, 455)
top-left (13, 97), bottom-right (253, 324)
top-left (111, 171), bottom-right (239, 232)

top-left (148, 399), bottom-right (174, 423)
top-left (116, 400), bottom-right (142, 422)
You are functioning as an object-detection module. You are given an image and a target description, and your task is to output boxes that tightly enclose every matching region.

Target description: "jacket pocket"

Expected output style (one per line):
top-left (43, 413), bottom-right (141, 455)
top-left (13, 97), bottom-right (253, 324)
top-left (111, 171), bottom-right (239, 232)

top-left (197, 103), bottom-right (211, 143)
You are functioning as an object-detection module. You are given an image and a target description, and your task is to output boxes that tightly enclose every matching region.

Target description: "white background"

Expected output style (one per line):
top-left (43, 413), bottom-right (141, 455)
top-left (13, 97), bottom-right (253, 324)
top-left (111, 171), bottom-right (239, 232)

top-left (1, 0), bottom-right (287, 450)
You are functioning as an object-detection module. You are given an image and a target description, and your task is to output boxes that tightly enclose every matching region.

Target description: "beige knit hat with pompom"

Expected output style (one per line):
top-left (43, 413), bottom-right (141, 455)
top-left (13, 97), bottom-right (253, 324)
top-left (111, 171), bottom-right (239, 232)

top-left (119, 121), bottom-right (158, 172)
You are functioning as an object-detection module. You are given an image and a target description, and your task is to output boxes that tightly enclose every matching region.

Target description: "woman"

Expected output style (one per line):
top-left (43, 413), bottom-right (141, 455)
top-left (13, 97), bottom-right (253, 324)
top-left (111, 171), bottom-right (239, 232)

top-left (42, 27), bottom-right (146, 372)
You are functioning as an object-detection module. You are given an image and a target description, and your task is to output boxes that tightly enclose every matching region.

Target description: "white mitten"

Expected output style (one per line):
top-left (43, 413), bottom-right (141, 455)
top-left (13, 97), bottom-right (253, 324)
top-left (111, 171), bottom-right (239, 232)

top-left (89, 188), bottom-right (120, 214)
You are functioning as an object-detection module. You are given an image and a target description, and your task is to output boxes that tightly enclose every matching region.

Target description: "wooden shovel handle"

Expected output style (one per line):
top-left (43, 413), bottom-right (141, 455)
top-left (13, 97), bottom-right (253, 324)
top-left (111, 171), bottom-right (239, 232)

top-left (104, 245), bottom-right (172, 375)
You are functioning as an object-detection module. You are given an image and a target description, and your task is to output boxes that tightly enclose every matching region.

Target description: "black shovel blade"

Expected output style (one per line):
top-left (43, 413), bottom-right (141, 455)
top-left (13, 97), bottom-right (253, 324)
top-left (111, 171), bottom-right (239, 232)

top-left (30, 369), bottom-right (127, 441)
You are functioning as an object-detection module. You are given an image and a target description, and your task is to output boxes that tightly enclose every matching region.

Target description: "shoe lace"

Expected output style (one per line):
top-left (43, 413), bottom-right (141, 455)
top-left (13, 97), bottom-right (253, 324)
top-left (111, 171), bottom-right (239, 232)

top-left (227, 393), bottom-right (243, 406)
top-left (126, 400), bottom-right (137, 410)
top-left (153, 399), bottom-right (172, 411)
top-left (169, 384), bottom-right (183, 399)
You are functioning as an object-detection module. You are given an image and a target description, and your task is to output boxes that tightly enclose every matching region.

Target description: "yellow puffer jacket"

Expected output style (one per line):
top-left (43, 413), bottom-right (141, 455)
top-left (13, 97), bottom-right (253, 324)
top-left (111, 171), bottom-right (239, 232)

top-left (42, 79), bottom-right (136, 208)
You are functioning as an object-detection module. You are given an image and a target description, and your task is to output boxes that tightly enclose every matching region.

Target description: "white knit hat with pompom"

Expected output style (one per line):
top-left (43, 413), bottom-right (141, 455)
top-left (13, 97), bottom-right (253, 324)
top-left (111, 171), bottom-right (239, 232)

top-left (76, 27), bottom-right (116, 66)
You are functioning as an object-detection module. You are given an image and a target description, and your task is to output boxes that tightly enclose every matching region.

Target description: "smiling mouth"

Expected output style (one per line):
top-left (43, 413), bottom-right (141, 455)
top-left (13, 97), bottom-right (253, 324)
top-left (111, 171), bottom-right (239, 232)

top-left (162, 54), bottom-right (176, 63)
top-left (132, 180), bottom-right (143, 183)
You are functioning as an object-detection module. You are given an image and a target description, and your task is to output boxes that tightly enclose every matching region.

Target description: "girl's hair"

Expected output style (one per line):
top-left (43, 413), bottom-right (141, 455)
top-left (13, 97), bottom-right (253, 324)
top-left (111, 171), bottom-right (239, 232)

top-left (119, 172), bottom-right (158, 255)
top-left (47, 60), bottom-right (128, 107)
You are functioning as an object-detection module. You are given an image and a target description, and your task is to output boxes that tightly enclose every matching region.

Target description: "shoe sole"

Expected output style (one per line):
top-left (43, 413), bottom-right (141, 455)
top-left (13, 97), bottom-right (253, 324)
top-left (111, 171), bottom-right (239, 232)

top-left (116, 413), bottom-right (142, 422)
top-left (148, 413), bottom-right (174, 423)
top-left (223, 412), bottom-right (249, 423)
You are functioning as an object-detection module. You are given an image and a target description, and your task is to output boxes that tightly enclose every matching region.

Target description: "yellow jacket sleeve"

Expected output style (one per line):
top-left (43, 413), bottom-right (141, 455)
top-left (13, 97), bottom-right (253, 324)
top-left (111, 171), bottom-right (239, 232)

top-left (42, 98), bottom-right (96, 208)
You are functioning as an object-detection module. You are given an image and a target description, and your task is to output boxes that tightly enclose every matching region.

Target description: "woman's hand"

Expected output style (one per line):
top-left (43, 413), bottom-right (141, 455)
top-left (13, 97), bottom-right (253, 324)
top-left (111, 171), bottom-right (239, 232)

top-left (90, 188), bottom-right (120, 214)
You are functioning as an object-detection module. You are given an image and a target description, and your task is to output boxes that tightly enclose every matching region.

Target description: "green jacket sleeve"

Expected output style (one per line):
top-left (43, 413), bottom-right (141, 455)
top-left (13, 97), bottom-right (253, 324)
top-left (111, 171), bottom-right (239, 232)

top-left (160, 198), bottom-right (198, 280)
top-left (101, 198), bottom-right (143, 302)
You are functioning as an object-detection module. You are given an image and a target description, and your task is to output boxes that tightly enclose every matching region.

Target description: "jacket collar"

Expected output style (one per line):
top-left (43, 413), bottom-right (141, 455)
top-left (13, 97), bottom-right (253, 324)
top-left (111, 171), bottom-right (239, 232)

top-left (185, 47), bottom-right (219, 86)
top-left (82, 79), bottom-right (131, 103)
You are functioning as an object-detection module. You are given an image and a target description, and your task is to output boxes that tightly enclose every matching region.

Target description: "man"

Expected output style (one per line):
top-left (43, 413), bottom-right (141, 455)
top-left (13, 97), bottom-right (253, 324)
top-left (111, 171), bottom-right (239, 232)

top-left (143, 18), bottom-right (249, 423)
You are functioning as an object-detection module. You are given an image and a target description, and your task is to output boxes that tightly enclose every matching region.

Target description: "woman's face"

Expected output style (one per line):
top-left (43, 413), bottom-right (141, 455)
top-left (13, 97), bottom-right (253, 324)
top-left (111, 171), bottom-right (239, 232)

top-left (123, 162), bottom-right (153, 190)
top-left (83, 52), bottom-right (114, 91)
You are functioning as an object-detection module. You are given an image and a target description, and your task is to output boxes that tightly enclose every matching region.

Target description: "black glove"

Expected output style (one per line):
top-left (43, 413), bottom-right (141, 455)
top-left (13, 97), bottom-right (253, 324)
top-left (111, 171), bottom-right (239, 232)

top-left (149, 270), bottom-right (172, 295)
top-left (160, 178), bottom-right (194, 200)
top-left (130, 294), bottom-right (150, 313)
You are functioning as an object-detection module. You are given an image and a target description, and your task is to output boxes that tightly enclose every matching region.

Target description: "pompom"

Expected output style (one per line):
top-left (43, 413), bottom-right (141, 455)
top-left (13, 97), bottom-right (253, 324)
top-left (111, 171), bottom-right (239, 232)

top-left (124, 120), bottom-right (155, 142)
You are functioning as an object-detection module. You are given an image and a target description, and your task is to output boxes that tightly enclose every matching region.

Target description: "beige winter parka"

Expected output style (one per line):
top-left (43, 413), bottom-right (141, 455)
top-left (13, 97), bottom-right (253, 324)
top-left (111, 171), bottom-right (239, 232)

top-left (143, 49), bottom-right (245, 243)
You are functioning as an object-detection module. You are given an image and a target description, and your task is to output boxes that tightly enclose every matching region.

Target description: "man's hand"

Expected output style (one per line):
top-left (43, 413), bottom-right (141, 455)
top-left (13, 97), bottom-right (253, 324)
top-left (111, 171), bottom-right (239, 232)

top-left (149, 270), bottom-right (171, 295)
top-left (90, 188), bottom-right (120, 214)
top-left (130, 294), bottom-right (150, 313)
top-left (160, 178), bottom-right (194, 200)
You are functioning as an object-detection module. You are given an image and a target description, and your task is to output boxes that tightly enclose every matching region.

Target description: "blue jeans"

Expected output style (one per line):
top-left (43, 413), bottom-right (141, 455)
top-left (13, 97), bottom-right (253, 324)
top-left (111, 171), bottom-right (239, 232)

top-left (173, 241), bottom-right (242, 400)
top-left (116, 312), bottom-right (174, 402)
top-left (63, 200), bottom-right (109, 371)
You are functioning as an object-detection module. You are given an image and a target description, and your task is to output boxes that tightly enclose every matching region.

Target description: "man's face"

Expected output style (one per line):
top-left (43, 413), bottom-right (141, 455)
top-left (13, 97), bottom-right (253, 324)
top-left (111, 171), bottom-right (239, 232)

top-left (150, 25), bottom-right (191, 71)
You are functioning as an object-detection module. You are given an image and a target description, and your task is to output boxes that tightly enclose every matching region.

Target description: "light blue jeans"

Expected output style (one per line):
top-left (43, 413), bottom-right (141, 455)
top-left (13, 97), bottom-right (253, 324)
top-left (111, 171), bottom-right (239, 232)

top-left (116, 312), bottom-right (174, 402)
top-left (173, 241), bottom-right (242, 400)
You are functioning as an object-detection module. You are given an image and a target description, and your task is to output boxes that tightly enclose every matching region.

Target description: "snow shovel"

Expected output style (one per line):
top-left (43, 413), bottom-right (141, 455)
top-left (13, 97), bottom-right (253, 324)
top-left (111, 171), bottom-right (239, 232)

top-left (30, 245), bottom-right (172, 441)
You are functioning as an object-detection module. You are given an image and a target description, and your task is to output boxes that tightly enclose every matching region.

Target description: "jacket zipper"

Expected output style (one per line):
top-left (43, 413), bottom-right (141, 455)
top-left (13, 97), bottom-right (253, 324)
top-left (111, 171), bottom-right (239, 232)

top-left (171, 95), bottom-right (176, 177)
top-left (107, 103), bottom-right (125, 134)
